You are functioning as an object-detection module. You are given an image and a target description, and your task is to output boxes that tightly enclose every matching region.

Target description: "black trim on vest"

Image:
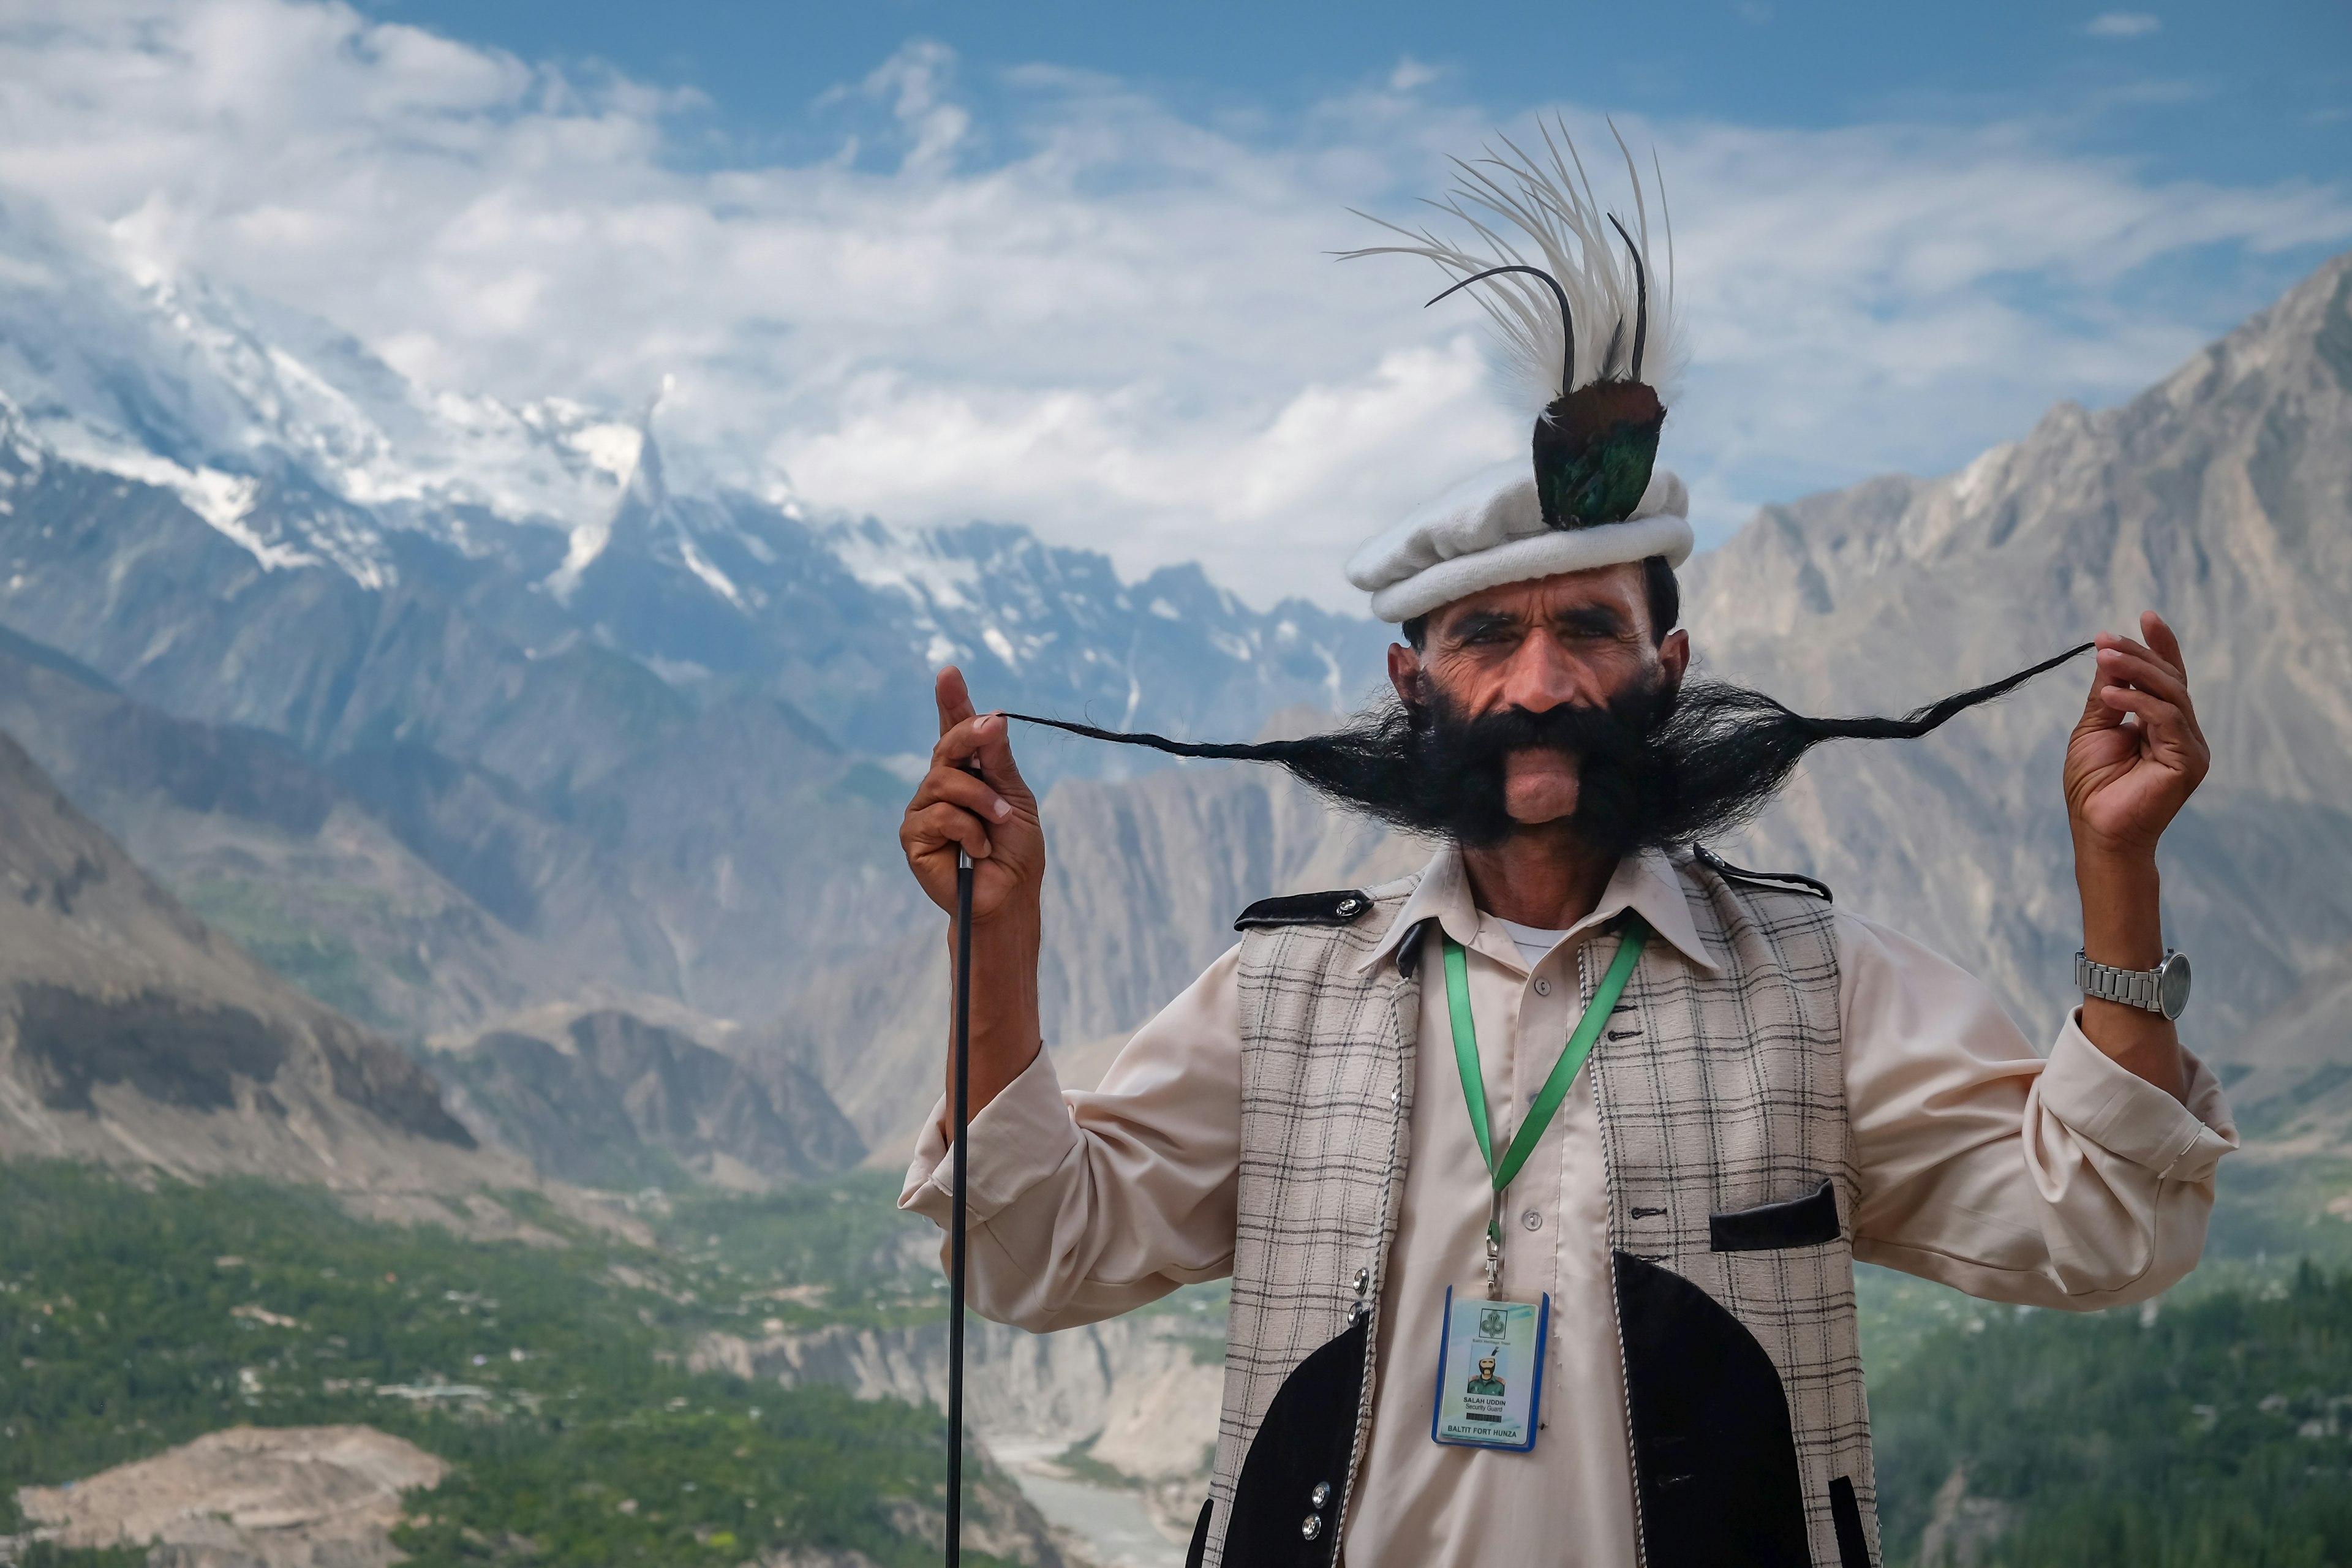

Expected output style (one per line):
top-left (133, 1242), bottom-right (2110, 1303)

top-left (1830, 1476), bottom-right (1874, 1567)
top-left (1186, 1498), bottom-right (1214, 1568)
top-left (1710, 1178), bottom-right (1842, 1253)
top-left (1235, 889), bottom-right (1376, 931)
top-left (1613, 1251), bottom-right (1811, 1568)
top-left (1219, 1315), bottom-right (1366, 1568)
top-left (1693, 844), bottom-right (1833, 903)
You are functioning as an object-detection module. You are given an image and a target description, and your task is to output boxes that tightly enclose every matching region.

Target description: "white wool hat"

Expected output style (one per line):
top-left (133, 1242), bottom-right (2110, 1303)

top-left (1346, 461), bottom-right (1694, 624)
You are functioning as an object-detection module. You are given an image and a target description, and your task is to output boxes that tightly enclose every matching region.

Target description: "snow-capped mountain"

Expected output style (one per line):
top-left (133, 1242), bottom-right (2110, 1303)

top-left (0, 192), bottom-right (1391, 1027)
top-left (0, 193), bottom-right (1385, 764)
top-left (543, 398), bottom-right (1387, 759)
top-left (0, 197), bottom-right (643, 575)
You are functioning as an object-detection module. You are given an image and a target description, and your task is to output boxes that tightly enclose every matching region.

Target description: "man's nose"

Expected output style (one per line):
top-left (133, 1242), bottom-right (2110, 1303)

top-left (1494, 636), bottom-right (1594, 714)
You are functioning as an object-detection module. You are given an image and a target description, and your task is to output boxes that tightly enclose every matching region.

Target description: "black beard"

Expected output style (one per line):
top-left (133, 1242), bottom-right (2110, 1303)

top-left (1000, 642), bottom-right (2092, 858)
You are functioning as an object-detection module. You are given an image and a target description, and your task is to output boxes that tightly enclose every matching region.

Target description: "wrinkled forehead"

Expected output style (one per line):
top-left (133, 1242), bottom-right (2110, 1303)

top-left (1425, 561), bottom-right (1651, 638)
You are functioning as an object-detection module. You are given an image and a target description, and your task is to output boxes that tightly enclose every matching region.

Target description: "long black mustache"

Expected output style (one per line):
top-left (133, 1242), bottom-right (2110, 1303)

top-left (995, 641), bottom-right (2092, 852)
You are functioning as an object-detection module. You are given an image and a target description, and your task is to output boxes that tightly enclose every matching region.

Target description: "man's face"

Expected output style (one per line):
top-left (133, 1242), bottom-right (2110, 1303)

top-left (1387, 563), bottom-right (1691, 827)
top-left (1478, 1358), bottom-right (1496, 1377)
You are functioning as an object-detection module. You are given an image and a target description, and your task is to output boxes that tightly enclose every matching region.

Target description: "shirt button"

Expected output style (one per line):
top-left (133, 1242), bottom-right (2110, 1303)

top-left (1532, 978), bottom-right (1551, 997)
top-left (1521, 1210), bottom-right (1543, 1232)
top-left (1301, 1513), bottom-right (1324, 1541)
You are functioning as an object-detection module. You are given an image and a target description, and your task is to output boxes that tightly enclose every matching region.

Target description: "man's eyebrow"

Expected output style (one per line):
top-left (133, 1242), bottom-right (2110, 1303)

top-left (1553, 604), bottom-right (1633, 636)
top-left (1444, 609), bottom-right (1521, 641)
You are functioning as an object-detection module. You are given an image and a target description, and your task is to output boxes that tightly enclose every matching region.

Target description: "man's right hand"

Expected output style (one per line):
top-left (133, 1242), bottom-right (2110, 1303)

top-left (900, 666), bottom-right (1046, 928)
top-left (901, 667), bottom-right (1049, 1121)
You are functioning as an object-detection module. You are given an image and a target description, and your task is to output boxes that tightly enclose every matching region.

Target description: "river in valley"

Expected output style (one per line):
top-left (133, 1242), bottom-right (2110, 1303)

top-left (990, 1440), bottom-right (1186, 1568)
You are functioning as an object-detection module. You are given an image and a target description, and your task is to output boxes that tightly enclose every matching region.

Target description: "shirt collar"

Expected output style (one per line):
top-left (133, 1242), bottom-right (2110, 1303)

top-left (1356, 843), bottom-right (1723, 976)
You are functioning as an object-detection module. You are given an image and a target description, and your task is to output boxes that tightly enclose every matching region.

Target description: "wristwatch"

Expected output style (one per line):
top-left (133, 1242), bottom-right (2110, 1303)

top-left (2075, 949), bottom-right (2192, 1021)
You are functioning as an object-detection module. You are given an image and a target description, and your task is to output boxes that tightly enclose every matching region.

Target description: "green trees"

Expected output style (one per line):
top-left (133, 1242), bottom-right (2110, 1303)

top-left (1872, 1261), bottom-right (2352, 1566)
top-left (0, 1163), bottom-right (1012, 1568)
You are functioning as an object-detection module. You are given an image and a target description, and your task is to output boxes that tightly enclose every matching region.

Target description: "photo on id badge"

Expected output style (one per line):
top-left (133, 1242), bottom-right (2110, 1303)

top-left (1431, 1286), bottom-right (1548, 1450)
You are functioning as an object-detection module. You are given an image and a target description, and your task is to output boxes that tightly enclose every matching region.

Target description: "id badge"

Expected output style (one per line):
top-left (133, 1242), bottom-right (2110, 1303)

top-left (1430, 1286), bottom-right (1549, 1450)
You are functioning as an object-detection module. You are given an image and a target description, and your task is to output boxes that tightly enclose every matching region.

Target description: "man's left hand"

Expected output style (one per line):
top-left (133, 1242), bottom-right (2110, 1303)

top-left (2062, 611), bottom-right (2207, 1100)
top-left (2064, 611), bottom-right (2210, 856)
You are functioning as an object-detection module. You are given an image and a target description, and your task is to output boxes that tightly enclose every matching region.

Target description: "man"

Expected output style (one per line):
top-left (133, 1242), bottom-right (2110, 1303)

top-left (897, 136), bottom-right (2234, 1568)
top-left (1467, 1359), bottom-right (1505, 1398)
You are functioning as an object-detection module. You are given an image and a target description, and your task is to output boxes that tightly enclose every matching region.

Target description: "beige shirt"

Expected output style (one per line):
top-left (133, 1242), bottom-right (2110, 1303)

top-left (902, 846), bottom-right (2237, 1567)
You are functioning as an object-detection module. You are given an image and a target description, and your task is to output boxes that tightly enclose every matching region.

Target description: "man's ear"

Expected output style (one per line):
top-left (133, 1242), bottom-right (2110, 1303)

top-left (1658, 628), bottom-right (1691, 694)
top-left (1387, 641), bottom-right (1424, 705)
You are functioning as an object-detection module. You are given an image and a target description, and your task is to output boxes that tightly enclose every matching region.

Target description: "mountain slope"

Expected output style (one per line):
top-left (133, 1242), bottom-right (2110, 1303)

top-left (0, 628), bottom-right (868, 1188)
top-left (1682, 251), bottom-right (2352, 1050)
top-left (0, 626), bottom-right (590, 1036)
top-left (0, 720), bottom-right (516, 1191)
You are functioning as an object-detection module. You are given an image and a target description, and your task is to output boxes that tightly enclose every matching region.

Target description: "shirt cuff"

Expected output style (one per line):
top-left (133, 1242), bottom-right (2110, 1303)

top-left (898, 1044), bottom-right (1082, 1226)
top-left (2036, 1010), bottom-right (2239, 1181)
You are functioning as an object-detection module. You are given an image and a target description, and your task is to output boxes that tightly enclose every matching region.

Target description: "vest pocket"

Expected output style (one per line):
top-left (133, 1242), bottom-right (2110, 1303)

top-left (1828, 1475), bottom-right (1872, 1567)
top-left (1613, 1252), bottom-right (1811, 1567)
top-left (1708, 1177), bottom-right (1841, 1252)
top-left (1221, 1314), bottom-right (1366, 1567)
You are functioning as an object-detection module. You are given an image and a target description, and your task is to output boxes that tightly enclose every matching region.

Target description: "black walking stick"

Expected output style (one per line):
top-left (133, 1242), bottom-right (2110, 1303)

top-left (945, 844), bottom-right (974, 1567)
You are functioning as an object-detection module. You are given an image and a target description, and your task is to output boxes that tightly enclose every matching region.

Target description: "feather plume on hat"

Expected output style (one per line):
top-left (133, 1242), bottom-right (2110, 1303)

top-left (1349, 119), bottom-right (1683, 418)
top-left (1342, 120), bottom-right (1694, 622)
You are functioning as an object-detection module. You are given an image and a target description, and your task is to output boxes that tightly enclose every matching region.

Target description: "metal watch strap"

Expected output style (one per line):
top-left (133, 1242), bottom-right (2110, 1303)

top-left (2075, 950), bottom-right (2162, 1012)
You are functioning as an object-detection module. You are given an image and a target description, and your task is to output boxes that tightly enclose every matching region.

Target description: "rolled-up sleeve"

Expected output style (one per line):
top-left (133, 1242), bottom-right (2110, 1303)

top-left (900, 944), bottom-right (1245, 1332)
top-left (1841, 910), bottom-right (2236, 1309)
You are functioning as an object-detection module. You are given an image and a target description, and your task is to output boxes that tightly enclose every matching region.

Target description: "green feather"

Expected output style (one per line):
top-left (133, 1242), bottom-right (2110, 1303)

top-left (1539, 420), bottom-right (1661, 529)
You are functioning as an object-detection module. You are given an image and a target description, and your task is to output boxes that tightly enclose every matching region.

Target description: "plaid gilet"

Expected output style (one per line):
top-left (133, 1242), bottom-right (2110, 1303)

top-left (1202, 850), bottom-right (1875, 1568)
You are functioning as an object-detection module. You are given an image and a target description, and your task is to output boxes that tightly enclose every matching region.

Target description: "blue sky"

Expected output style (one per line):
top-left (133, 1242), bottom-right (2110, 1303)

top-left (1, 1), bottom-right (2346, 606)
top-left (361, 1), bottom-right (2351, 186)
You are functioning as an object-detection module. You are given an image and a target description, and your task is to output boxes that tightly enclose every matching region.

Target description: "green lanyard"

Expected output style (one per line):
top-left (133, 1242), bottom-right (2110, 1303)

top-left (1442, 915), bottom-right (1649, 1292)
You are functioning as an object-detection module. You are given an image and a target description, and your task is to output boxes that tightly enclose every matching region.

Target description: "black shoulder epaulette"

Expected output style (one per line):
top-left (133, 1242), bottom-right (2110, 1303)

top-left (1234, 889), bottom-right (1376, 931)
top-left (1694, 845), bottom-right (1832, 903)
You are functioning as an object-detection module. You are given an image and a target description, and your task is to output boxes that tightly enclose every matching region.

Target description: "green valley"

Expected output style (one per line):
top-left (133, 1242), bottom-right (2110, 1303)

top-left (0, 1162), bottom-right (1039, 1568)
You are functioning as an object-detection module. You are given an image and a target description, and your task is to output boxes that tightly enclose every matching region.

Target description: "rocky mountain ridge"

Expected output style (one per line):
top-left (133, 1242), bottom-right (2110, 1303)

top-left (1683, 250), bottom-right (2352, 1049)
top-left (434, 1004), bottom-right (864, 1191)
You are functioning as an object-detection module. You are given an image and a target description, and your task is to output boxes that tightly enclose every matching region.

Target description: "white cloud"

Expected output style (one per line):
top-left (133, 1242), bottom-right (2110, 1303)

top-left (0, 0), bottom-right (2342, 611)
top-left (2084, 12), bottom-right (2163, 36)
top-left (1388, 57), bottom-right (1439, 92)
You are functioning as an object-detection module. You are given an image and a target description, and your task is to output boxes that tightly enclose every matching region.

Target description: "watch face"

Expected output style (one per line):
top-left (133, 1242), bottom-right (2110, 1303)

top-left (2158, 952), bottom-right (2192, 1021)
